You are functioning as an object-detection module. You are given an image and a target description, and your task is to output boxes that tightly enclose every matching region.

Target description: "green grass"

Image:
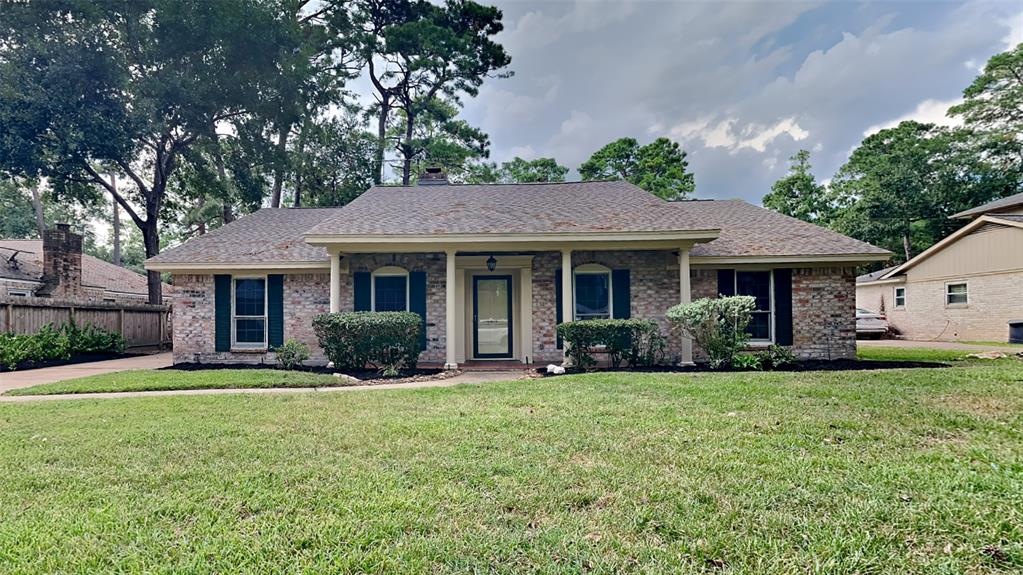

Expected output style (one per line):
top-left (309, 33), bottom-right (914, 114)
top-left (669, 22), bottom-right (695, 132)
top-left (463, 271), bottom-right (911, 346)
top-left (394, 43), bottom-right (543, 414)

top-left (1, 363), bottom-right (1022, 573)
top-left (856, 345), bottom-right (973, 363)
top-left (4, 368), bottom-right (349, 396)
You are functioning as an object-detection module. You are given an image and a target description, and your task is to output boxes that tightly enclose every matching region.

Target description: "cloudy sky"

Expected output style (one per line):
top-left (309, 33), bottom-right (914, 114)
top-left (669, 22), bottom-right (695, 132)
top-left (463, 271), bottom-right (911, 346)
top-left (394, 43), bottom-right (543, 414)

top-left (453, 0), bottom-right (1022, 203)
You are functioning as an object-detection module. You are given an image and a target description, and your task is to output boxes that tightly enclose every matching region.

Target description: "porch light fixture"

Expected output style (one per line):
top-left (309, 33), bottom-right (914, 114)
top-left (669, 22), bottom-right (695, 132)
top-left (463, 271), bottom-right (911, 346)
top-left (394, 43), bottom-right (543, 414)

top-left (486, 255), bottom-right (497, 272)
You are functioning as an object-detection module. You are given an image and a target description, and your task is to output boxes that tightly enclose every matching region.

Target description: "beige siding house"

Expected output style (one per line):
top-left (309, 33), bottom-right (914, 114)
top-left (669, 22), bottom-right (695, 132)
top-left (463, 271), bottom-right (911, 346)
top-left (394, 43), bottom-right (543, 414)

top-left (147, 177), bottom-right (889, 367)
top-left (856, 191), bottom-right (1023, 342)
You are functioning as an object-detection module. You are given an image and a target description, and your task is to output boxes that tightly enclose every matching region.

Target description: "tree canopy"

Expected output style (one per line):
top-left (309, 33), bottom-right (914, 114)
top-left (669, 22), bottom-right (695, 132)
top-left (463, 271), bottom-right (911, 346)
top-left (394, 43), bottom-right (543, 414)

top-left (579, 137), bottom-right (695, 200)
top-left (761, 150), bottom-right (832, 225)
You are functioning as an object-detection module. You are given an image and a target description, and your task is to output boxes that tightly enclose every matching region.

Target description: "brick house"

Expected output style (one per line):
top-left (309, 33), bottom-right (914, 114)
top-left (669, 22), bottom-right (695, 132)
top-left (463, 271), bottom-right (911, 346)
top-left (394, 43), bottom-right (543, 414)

top-left (856, 191), bottom-right (1023, 342)
top-left (1, 224), bottom-right (171, 303)
top-left (145, 178), bottom-right (889, 366)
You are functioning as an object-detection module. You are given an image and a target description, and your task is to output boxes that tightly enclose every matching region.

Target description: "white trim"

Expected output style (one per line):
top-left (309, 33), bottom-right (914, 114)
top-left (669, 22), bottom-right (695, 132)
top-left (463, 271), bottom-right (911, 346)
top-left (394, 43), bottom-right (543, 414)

top-left (856, 277), bottom-right (905, 286)
top-left (944, 281), bottom-right (969, 307)
top-left (231, 275), bottom-right (268, 350)
top-left (371, 266), bottom-right (409, 312)
top-left (572, 263), bottom-right (612, 321)
top-left (7, 289), bottom-right (30, 297)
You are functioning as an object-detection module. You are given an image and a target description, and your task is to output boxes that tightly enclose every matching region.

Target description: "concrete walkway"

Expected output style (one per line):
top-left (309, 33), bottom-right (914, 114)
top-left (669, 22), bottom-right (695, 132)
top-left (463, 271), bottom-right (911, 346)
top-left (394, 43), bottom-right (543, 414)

top-left (858, 340), bottom-right (1023, 353)
top-left (0, 352), bottom-right (173, 393)
top-left (0, 368), bottom-right (528, 403)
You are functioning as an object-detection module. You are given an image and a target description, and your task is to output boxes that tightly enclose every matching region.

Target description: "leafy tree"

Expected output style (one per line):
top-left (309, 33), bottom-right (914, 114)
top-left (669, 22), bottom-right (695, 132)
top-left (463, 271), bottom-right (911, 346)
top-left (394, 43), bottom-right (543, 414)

top-left (355, 0), bottom-right (512, 185)
top-left (0, 180), bottom-right (37, 239)
top-left (0, 0), bottom-right (296, 303)
top-left (762, 150), bottom-right (832, 224)
top-left (462, 157), bottom-right (568, 183)
top-left (579, 137), bottom-right (695, 200)
top-left (288, 113), bottom-right (378, 207)
top-left (400, 97), bottom-right (491, 181)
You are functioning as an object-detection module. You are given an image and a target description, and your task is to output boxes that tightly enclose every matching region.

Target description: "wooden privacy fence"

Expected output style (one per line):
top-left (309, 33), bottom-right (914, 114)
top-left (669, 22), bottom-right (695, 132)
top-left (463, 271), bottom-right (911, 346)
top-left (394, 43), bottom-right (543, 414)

top-left (0, 296), bottom-right (171, 348)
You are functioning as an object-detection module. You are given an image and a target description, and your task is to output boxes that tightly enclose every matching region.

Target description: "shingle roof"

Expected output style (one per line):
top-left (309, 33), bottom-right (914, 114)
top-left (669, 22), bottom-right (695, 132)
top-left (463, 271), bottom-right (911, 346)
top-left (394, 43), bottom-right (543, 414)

top-left (679, 200), bottom-right (890, 258)
top-left (856, 265), bottom-right (899, 283)
top-left (305, 181), bottom-right (713, 236)
top-left (0, 239), bottom-right (169, 296)
top-left (145, 181), bottom-right (889, 266)
top-left (146, 208), bottom-right (336, 265)
top-left (951, 191), bottom-right (1023, 219)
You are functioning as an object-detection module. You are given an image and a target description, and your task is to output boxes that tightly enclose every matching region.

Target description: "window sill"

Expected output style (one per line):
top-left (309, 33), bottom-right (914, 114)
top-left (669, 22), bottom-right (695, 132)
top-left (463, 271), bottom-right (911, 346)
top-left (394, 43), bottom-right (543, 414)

top-left (230, 347), bottom-right (268, 354)
top-left (944, 304), bottom-right (969, 309)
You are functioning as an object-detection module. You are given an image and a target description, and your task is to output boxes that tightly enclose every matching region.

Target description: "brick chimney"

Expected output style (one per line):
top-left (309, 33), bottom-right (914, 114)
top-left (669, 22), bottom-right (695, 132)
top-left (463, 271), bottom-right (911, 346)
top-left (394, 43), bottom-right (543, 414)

top-left (37, 223), bottom-right (84, 299)
top-left (417, 167), bottom-right (449, 186)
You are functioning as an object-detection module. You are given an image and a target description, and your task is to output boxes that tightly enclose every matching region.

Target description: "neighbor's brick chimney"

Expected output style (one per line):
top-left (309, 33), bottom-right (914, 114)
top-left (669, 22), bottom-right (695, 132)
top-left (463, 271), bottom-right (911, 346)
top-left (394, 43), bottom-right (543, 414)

top-left (37, 223), bottom-right (84, 299)
top-left (417, 167), bottom-right (449, 186)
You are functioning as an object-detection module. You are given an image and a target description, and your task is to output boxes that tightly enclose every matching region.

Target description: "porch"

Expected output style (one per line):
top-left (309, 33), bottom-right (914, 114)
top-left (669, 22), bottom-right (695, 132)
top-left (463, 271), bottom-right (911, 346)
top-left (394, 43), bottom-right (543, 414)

top-left (322, 245), bottom-right (703, 369)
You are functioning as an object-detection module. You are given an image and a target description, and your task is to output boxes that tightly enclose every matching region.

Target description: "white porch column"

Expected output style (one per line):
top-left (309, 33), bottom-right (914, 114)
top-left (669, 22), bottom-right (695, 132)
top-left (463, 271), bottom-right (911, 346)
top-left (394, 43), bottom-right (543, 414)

top-left (329, 250), bottom-right (341, 313)
top-left (678, 247), bottom-right (694, 365)
top-left (561, 248), bottom-right (573, 363)
top-left (444, 248), bottom-right (458, 370)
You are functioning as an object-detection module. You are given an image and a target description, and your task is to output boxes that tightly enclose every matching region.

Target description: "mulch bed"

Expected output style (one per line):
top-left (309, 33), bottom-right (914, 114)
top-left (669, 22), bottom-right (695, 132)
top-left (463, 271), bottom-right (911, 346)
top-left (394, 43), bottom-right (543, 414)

top-left (160, 362), bottom-right (456, 386)
top-left (533, 359), bottom-right (951, 377)
top-left (1, 352), bottom-right (145, 373)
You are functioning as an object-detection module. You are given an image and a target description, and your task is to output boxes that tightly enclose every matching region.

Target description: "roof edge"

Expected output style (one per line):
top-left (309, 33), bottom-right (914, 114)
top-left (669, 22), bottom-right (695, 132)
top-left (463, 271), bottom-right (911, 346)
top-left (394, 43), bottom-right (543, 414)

top-left (880, 215), bottom-right (1023, 279)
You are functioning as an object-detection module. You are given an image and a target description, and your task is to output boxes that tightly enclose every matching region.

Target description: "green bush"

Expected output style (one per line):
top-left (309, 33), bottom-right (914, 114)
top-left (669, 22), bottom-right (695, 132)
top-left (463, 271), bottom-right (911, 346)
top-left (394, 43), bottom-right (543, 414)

top-left (312, 312), bottom-right (422, 375)
top-left (758, 344), bottom-right (797, 369)
top-left (0, 322), bottom-right (125, 370)
top-left (274, 339), bottom-right (310, 370)
top-left (732, 353), bottom-right (763, 371)
top-left (666, 296), bottom-right (756, 369)
top-left (556, 319), bottom-right (666, 370)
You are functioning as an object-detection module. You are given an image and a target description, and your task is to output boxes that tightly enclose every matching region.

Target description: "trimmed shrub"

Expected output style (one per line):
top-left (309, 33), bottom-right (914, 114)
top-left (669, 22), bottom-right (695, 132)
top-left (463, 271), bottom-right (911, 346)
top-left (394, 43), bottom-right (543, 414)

top-left (312, 311), bottom-right (422, 375)
top-left (666, 296), bottom-right (756, 369)
top-left (274, 339), bottom-right (310, 370)
top-left (556, 319), bottom-right (666, 370)
top-left (758, 344), bottom-right (797, 369)
top-left (0, 322), bottom-right (126, 370)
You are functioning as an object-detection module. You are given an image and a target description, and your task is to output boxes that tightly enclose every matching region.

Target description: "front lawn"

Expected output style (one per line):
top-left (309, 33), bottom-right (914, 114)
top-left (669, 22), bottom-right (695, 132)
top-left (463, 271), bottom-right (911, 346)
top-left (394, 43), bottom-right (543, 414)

top-left (4, 368), bottom-right (347, 396)
top-left (1, 361), bottom-right (1021, 573)
top-left (856, 345), bottom-right (973, 363)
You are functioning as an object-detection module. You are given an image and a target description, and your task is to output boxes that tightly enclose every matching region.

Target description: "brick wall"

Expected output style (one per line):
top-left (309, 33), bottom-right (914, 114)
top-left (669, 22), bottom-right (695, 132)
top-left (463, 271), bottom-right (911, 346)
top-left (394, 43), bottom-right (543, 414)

top-left (171, 273), bottom-right (330, 364)
top-left (792, 267), bottom-right (857, 360)
top-left (857, 272), bottom-right (1023, 342)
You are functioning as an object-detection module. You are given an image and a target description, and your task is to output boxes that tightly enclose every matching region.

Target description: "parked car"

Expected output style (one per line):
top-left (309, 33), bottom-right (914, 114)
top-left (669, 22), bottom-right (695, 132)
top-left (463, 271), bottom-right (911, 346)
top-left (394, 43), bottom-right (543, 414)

top-left (856, 308), bottom-right (889, 338)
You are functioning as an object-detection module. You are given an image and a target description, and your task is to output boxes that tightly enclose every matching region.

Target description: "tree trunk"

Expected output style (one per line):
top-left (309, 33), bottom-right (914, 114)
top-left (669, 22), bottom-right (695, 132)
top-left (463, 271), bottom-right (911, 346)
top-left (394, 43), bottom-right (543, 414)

top-left (196, 195), bottom-right (207, 235)
top-left (30, 181), bottom-right (46, 237)
top-left (401, 109), bottom-right (414, 186)
top-left (110, 174), bottom-right (121, 266)
top-left (142, 217), bottom-right (162, 305)
top-left (374, 93), bottom-right (390, 185)
top-left (270, 128), bottom-right (289, 208)
top-left (222, 203), bottom-right (234, 225)
top-left (902, 232), bottom-right (912, 263)
top-left (211, 132), bottom-right (234, 225)
top-left (293, 121), bottom-right (308, 207)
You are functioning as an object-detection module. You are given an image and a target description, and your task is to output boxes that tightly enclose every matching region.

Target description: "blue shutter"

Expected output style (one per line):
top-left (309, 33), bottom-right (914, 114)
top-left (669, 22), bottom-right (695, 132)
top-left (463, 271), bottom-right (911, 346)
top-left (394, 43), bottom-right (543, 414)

top-left (555, 269), bottom-right (563, 349)
top-left (611, 269), bottom-right (630, 319)
top-left (353, 271), bottom-right (371, 311)
top-left (774, 269), bottom-right (793, 346)
top-left (409, 271), bottom-right (427, 350)
top-left (717, 269), bottom-right (735, 297)
top-left (214, 275), bottom-right (231, 352)
top-left (267, 274), bottom-right (284, 349)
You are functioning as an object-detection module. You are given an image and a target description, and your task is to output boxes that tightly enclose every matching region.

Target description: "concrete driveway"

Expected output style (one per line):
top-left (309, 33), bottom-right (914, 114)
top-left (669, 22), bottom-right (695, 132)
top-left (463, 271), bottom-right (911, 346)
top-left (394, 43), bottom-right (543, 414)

top-left (858, 340), bottom-right (1023, 353)
top-left (0, 352), bottom-right (173, 393)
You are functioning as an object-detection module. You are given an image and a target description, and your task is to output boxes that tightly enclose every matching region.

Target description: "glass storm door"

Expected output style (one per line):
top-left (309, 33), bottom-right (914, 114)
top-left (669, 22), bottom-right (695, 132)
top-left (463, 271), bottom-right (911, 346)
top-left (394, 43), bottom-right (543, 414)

top-left (473, 276), bottom-right (513, 359)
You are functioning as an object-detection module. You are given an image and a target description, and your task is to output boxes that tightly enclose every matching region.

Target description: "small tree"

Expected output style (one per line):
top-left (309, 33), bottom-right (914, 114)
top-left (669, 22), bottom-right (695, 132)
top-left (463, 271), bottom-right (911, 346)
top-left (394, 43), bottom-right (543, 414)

top-left (666, 296), bottom-right (756, 369)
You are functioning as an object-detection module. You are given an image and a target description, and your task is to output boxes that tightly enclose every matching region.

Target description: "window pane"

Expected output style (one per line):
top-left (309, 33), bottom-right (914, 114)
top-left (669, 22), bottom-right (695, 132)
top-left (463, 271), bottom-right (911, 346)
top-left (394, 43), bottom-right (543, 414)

top-left (235, 318), bottom-right (265, 344)
top-left (736, 271), bottom-right (771, 311)
top-left (895, 288), bottom-right (905, 307)
top-left (748, 312), bottom-right (771, 340)
top-left (575, 273), bottom-right (609, 320)
top-left (375, 275), bottom-right (407, 311)
top-left (235, 279), bottom-right (265, 316)
top-left (946, 284), bottom-right (967, 305)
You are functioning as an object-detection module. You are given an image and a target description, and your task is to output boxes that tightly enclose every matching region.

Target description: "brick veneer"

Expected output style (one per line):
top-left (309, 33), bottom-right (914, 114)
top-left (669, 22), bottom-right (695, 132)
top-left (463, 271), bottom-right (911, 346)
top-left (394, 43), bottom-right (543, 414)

top-left (169, 256), bottom-right (858, 364)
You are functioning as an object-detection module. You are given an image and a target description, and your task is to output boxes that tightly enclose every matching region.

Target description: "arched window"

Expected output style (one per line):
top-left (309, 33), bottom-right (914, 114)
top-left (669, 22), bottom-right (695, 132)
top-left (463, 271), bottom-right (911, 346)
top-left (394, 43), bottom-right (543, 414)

top-left (573, 263), bottom-right (612, 320)
top-left (371, 266), bottom-right (409, 311)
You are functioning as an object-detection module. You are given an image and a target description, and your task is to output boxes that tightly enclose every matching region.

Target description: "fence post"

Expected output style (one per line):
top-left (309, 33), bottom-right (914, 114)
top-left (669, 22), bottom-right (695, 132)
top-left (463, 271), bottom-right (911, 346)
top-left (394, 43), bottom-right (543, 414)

top-left (5, 302), bottom-right (12, 334)
top-left (118, 308), bottom-right (125, 336)
top-left (159, 311), bottom-right (166, 348)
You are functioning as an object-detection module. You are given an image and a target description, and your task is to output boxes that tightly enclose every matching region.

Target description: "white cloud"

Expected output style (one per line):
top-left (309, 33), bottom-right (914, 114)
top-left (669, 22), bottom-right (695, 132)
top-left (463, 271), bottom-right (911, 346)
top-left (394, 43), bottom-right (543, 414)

top-left (1003, 12), bottom-right (1023, 49)
top-left (508, 145), bottom-right (537, 159)
top-left (667, 116), bottom-right (809, 154)
top-left (862, 98), bottom-right (963, 136)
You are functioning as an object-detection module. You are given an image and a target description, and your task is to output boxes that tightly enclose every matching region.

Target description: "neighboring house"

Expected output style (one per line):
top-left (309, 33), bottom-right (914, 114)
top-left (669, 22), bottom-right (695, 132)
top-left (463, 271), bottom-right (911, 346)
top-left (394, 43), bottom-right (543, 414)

top-left (145, 175), bottom-right (889, 366)
top-left (856, 191), bottom-right (1023, 342)
top-left (1, 224), bottom-right (172, 303)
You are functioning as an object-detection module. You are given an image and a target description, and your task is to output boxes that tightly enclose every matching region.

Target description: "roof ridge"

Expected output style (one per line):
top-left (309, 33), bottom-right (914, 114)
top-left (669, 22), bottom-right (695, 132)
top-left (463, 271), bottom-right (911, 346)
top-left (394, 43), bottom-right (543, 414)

top-left (369, 179), bottom-right (623, 189)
